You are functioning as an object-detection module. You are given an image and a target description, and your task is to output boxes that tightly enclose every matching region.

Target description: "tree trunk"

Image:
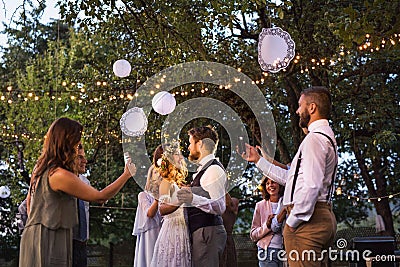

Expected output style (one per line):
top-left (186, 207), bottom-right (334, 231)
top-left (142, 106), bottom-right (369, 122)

top-left (354, 145), bottom-right (395, 237)
top-left (372, 198), bottom-right (395, 237)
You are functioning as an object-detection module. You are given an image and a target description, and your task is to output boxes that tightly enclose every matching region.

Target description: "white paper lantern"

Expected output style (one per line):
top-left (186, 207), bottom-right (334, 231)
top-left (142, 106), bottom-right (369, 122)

top-left (152, 91), bottom-right (176, 115)
top-left (113, 59), bottom-right (131, 78)
top-left (258, 27), bottom-right (295, 73)
top-left (0, 185), bottom-right (10, 198)
top-left (120, 107), bottom-right (148, 137)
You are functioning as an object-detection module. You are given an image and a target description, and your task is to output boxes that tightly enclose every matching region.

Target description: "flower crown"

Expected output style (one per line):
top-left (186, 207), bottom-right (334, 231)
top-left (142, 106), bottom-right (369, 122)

top-left (157, 157), bottom-right (168, 171)
top-left (163, 140), bottom-right (181, 156)
top-left (155, 139), bottom-right (187, 186)
top-left (155, 139), bottom-right (182, 170)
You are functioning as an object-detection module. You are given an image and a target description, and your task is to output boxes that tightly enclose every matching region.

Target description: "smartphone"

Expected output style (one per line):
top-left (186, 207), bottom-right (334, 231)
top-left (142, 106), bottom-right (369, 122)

top-left (238, 136), bottom-right (246, 154)
top-left (123, 152), bottom-right (130, 164)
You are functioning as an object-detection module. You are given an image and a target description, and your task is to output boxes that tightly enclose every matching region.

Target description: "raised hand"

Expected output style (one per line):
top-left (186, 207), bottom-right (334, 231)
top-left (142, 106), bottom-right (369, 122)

top-left (124, 158), bottom-right (137, 178)
top-left (241, 144), bottom-right (261, 163)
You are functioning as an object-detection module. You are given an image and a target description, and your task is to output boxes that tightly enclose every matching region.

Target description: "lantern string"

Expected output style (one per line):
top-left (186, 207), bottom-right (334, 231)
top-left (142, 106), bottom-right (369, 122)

top-left (335, 187), bottom-right (400, 202)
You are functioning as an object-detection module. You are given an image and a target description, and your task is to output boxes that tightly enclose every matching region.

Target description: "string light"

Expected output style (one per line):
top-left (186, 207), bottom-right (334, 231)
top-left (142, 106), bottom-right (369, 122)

top-left (335, 186), bottom-right (400, 202)
top-left (1, 32), bottom-right (398, 105)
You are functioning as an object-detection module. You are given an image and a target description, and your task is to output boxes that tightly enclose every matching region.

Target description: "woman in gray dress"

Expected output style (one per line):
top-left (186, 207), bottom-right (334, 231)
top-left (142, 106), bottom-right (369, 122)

top-left (19, 117), bottom-right (137, 267)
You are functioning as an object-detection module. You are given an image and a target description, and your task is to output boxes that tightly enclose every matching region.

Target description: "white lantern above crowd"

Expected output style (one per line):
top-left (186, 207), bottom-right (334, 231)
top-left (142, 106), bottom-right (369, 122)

top-left (152, 91), bottom-right (176, 115)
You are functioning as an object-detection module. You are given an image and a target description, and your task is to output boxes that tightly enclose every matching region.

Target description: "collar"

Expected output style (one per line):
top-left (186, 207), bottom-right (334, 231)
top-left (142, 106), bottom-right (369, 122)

top-left (197, 154), bottom-right (215, 168)
top-left (308, 119), bottom-right (329, 132)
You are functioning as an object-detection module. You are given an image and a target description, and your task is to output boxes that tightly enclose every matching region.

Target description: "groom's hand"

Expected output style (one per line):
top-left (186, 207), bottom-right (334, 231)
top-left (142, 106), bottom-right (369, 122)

top-left (177, 187), bottom-right (193, 204)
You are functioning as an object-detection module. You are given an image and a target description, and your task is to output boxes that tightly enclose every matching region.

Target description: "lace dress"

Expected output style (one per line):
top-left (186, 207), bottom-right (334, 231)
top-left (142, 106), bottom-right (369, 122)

top-left (150, 183), bottom-right (191, 267)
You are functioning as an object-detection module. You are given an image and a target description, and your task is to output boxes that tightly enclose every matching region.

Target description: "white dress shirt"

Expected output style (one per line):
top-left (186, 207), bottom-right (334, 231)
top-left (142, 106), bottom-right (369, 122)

top-left (191, 154), bottom-right (227, 215)
top-left (256, 119), bottom-right (337, 228)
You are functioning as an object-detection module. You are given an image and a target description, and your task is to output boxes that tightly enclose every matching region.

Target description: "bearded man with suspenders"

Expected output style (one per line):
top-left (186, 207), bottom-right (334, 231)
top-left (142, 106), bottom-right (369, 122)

top-left (244, 86), bottom-right (338, 267)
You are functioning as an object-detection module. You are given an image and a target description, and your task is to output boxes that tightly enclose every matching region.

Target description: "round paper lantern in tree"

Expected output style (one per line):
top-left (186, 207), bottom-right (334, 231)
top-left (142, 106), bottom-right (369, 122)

top-left (113, 59), bottom-right (131, 78)
top-left (0, 185), bottom-right (10, 198)
top-left (152, 91), bottom-right (176, 115)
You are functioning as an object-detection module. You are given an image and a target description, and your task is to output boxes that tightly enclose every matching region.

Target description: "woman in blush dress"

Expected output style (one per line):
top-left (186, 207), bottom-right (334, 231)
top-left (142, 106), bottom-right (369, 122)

top-left (133, 145), bottom-right (163, 267)
top-left (150, 141), bottom-right (191, 267)
top-left (250, 176), bottom-right (286, 267)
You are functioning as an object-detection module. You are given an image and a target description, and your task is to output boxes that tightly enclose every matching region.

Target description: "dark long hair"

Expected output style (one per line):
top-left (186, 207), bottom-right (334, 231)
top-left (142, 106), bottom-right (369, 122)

top-left (153, 144), bottom-right (164, 167)
top-left (33, 118), bottom-right (83, 186)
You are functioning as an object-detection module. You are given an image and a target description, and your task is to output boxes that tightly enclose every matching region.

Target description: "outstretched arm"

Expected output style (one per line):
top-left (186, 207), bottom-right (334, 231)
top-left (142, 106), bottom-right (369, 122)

top-left (49, 159), bottom-right (136, 204)
top-left (256, 145), bottom-right (288, 170)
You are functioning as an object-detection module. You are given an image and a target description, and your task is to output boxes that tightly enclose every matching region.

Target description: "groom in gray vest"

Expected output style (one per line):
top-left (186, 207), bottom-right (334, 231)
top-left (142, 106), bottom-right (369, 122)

top-left (177, 125), bottom-right (227, 267)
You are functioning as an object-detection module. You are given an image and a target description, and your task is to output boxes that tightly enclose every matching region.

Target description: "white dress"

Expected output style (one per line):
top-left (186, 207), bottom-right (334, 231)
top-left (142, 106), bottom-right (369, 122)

top-left (150, 184), bottom-right (191, 267)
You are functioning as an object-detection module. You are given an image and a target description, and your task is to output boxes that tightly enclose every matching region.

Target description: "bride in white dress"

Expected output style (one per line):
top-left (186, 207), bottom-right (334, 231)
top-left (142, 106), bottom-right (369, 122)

top-left (150, 142), bottom-right (191, 267)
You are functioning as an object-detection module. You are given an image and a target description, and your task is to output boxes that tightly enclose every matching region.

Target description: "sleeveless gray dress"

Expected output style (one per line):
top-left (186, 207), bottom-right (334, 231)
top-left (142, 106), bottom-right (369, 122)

top-left (19, 169), bottom-right (78, 267)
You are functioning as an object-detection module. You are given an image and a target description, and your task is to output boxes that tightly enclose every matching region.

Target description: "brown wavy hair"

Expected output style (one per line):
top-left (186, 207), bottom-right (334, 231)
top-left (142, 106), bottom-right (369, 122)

top-left (32, 118), bottom-right (83, 192)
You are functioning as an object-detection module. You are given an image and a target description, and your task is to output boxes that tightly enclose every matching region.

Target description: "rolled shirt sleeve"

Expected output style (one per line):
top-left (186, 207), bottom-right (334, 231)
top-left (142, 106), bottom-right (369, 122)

top-left (256, 157), bottom-right (288, 186)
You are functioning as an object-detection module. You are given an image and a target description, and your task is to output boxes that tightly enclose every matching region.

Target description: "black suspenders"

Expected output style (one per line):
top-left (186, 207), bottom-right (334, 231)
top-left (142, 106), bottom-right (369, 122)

top-left (290, 132), bottom-right (338, 203)
top-left (290, 151), bottom-right (302, 202)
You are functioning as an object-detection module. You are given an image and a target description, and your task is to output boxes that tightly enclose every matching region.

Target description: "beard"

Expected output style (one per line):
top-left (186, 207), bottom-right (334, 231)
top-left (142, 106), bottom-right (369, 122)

top-left (299, 110), bottom-right (311, 129)
top-left (188, 150), bottom-right (201, 163)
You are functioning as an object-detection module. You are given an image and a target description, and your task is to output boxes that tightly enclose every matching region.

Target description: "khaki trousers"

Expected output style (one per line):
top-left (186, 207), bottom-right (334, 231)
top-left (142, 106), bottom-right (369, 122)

top-left (283, 202), bottom-right (337, 267)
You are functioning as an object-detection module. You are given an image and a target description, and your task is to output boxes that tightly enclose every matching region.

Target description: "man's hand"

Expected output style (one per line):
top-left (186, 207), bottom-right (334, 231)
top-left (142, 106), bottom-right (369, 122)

top-left (241, 144), bottom-right (261, 163)
top-left (177, 187), bottom-right (193, 204)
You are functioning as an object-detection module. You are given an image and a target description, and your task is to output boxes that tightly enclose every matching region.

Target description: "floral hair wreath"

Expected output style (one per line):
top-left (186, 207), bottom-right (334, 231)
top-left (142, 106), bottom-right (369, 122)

top-left (155, 139), bottom-right (187, 187)
top-left (157, 157), bottom-right (168, 171)
top-left (156, 139), bottom-right (182, 169)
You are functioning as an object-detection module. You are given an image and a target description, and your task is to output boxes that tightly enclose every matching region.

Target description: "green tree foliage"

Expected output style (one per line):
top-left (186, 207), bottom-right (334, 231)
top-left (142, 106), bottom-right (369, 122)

top-left (0, 0), bottom-right (399, 256)
top-left (58, 0), bottom-right (400, 236)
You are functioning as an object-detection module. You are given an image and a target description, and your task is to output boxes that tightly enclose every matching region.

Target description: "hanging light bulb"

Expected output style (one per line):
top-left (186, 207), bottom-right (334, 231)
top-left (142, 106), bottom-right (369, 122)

top-left (336, 187), bottom-right (342, 195)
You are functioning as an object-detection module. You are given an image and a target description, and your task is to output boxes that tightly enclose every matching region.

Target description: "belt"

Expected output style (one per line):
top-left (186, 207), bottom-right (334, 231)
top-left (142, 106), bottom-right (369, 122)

top-left (286, 202), bottom-right (331, 215)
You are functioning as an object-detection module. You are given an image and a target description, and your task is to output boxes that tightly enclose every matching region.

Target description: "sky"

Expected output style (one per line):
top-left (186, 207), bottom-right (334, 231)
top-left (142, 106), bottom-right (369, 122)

top-left (0, 0), bottom-right (60, 48)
